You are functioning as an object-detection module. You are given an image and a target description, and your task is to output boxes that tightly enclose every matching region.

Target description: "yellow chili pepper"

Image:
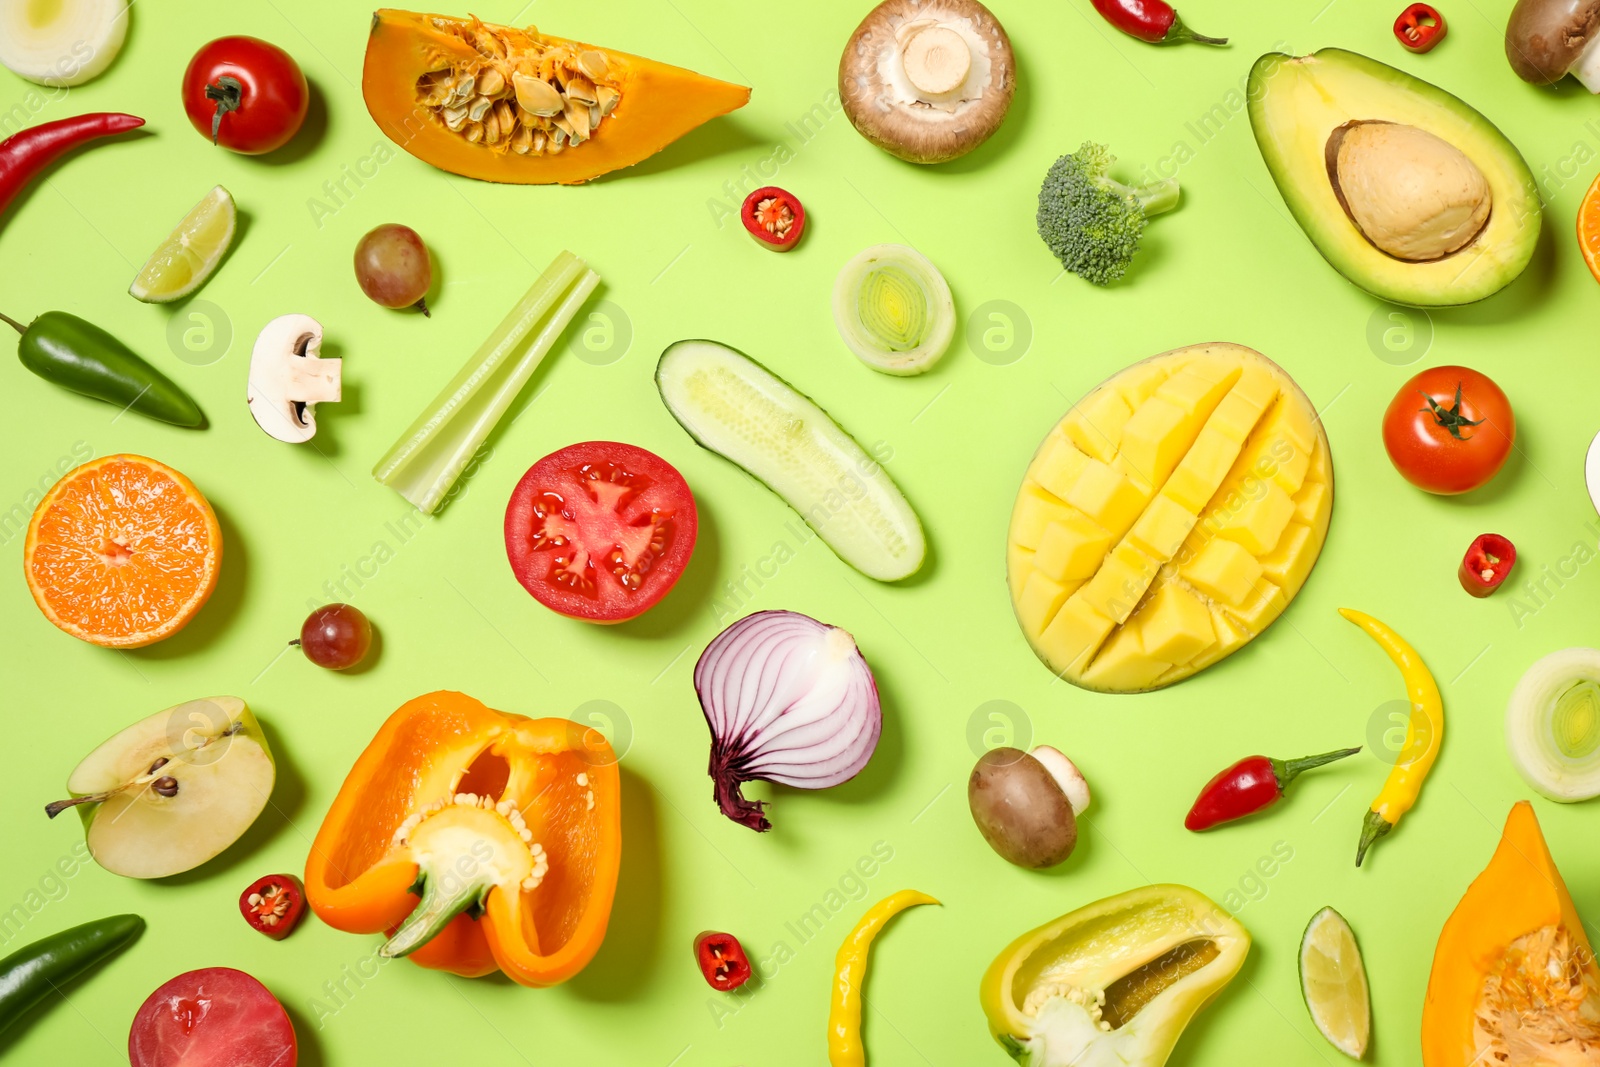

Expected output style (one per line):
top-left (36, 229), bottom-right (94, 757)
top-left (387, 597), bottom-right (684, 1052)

top-left (827, 889), bottom-right (938, 1067)
top-left (1340, 608), bottom-right (1443, 867)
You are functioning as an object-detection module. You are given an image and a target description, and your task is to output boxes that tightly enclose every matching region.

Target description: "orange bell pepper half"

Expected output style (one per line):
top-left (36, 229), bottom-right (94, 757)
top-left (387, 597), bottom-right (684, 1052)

top-left (304, 691), bottom-right (621, 986)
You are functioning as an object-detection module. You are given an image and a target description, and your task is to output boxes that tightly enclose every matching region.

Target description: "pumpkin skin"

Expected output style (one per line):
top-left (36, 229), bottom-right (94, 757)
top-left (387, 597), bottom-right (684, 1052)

top-left (363, 10), bottom-right (751, 184)
top-left (1421, 801), bottom-right (1599, 1065)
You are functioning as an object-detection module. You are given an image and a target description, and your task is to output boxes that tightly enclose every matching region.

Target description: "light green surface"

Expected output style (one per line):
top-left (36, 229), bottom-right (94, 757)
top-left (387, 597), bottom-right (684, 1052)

top-left (1, 1), bottom-right (1597, 1064)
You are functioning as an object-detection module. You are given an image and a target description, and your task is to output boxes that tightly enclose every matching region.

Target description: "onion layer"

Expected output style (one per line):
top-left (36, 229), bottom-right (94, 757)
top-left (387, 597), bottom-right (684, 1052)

top-left (694, 610), bottom-right (882, 831)
top-left (1507, 647), bottom-right (1600, 802)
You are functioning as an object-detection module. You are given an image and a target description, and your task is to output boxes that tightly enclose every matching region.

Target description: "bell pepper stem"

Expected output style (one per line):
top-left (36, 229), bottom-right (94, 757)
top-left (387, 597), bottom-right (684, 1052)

top-left (1355, 809), bottom-right (1393, 867)
top-left (380, 865), bottom-right (492, 959)
top-left (1272, 746), bottom-right (1361, 791)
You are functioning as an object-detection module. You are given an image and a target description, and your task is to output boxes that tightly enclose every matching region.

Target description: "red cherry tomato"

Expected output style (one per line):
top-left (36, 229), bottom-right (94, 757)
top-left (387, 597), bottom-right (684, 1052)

top-left (129, 967), bottom-right (297, 1067)
top-left (182, 36), bottom-right (308, 155)
top-left (1381, 365), bottom-right (1514, 495)
top-left (504, 442), bottom-right (698, 623)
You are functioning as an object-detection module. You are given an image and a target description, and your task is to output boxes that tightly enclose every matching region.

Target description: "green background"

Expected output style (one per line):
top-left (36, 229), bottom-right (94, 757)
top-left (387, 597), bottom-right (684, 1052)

top-left (2, 0), bottom-right (1598, 1063)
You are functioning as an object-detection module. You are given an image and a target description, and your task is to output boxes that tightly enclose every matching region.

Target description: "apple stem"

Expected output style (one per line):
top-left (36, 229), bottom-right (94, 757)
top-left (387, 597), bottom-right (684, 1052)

top-left (44, 792), bottom-right (111, 819)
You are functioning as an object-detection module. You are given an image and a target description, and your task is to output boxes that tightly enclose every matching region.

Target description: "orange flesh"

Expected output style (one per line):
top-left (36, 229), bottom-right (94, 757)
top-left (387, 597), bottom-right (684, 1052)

top-left (24, 455), bottom-right (220, 648)
top-left (1579, 173), bottom-right (1600, 284)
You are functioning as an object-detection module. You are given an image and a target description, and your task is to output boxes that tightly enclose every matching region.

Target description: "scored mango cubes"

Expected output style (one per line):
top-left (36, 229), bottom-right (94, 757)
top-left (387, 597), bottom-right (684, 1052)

top-left (1006, 343), bottom-right (1334, 693)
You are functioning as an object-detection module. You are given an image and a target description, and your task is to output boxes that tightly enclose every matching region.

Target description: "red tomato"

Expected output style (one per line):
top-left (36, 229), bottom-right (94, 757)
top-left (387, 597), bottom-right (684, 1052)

top-left (182, 37), bottom-right (308, 155)
top-left (129, 967), bottom-right (296, 1067)
top-left (1382, 365), bottom-right (1515, 494)
top-left (505, 442), bottom-right (698, 623)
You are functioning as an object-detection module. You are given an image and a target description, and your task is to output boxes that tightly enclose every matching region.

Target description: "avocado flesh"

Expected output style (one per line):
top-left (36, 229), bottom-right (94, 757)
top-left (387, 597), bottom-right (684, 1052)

top-left (1249, 48), bottom-right (1541, 307)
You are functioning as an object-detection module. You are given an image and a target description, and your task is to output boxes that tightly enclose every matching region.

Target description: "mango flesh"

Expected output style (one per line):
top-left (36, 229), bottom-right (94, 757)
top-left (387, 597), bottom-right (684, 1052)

top-left (1006, 343), bottom-right (1333, 693)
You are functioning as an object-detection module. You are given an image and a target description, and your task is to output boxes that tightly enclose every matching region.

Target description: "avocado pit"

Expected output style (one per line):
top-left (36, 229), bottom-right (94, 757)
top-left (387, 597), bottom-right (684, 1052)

top-left (1326, 120), bottom-right (1491, 261)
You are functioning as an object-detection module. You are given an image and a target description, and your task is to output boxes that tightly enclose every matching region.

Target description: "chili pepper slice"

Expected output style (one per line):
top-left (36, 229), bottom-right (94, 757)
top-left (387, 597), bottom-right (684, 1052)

top-left (240, 874), bottom-right (306, 940)
top-left (693, 930), bottom-right (752, 990)
top-left (1394, 3), bottom-right (1447, 52)
top-left (1, 310), bottom-right (205, 428)
top-left (1089, 0), bottom-right (1227, 46)
top-left (1459, 533), bottom-right (1515, 597)
top-left (1185, 747), bottom-right (1362, 831)
top-left (740, 186), bottom-right (805, 252)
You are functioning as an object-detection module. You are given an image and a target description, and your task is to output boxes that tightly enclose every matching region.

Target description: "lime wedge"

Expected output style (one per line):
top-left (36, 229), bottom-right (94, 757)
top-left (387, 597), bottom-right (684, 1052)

top-left (1299, 907), bottom-right (1371, 1059)
top-left (129, 185), bottom-right (236, 303)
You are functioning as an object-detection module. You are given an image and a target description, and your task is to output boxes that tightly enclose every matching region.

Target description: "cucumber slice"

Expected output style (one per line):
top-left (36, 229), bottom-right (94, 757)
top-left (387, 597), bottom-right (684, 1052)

top-left (656, 339), bottom-right (925, 582)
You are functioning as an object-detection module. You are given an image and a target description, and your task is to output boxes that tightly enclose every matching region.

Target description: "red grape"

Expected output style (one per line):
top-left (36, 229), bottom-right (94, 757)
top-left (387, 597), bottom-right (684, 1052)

top-left (354, 224), bottom-right (432, 315)
top-left (297, 604), bottom-right (371, 670)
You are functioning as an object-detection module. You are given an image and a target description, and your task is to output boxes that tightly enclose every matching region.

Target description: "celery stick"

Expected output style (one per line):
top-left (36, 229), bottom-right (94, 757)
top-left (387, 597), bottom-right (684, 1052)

top-left (373, 251), bottom-right (599, 513)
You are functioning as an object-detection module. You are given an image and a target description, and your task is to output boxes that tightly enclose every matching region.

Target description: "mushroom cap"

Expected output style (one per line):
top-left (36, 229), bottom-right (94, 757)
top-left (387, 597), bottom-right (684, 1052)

top-left (247, 314), bottom-right (340, 445)
top-left (1505, 0), bottom-right (1600, 83)
top-left (839, 0), bottom-right (1016, 165)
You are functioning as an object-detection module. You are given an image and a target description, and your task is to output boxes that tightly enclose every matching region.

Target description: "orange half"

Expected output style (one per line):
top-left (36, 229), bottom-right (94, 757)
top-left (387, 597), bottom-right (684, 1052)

top-left (24, 455), bottom-right (221, 648)
top-left (1579, 172), bottom-right (1600, 284)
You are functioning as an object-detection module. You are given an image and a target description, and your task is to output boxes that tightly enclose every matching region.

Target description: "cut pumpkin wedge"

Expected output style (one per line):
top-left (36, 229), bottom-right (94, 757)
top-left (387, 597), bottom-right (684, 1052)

top-left (363, 10), bottom-right (751, 185)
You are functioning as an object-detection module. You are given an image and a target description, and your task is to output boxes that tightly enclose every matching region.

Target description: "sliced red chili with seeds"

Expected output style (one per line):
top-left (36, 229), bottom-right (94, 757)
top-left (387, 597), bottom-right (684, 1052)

top-left (741, 186), bottom-right (806, 252)
top-left (694, 930), bottom-right (752, 990)
top-left (505, 442), bottom-right (698, 623)
top-left (1459, 533), bottom-right (1515, 597)
top-left (1394, 3), bottom-right (1447, 52)
top-left (239, 873), bottom-right (306, 940)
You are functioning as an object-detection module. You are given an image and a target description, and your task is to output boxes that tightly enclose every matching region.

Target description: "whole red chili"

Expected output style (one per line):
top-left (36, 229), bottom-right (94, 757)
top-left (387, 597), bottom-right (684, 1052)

top-left (0, 113), bottom-right (144, 226)
top-left (1394, 3), bottom-right (1447, 52)
top-left (239, 874), bottom-right (307, 940)
top-left (1459, 533), bottom-right (1515, 597)
top-left (694, 930), bottom-right (752, 990)
top-left (1185, 747), bottom-right (1361, 831)
top-left (740, 187), bottom-right (805, 252)
top-left (1089, 0), bottom-right (1227, 46)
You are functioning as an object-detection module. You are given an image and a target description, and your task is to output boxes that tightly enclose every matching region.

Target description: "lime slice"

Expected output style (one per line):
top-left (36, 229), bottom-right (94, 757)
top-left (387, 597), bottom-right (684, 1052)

top-left (129, 185), bottom-right (236, 303)
top-left (1299, 907), bottom-right (1371, 1059)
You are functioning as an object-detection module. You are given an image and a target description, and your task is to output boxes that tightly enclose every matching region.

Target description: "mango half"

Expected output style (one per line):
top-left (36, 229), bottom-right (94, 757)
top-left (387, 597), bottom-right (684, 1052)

top-left (1006, 343), bottom-right (1333, 693)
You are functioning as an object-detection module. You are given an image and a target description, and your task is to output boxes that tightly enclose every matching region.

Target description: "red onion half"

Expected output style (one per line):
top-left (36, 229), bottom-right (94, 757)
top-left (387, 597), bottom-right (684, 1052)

top-left (694, 610), bottom-right (882, 831)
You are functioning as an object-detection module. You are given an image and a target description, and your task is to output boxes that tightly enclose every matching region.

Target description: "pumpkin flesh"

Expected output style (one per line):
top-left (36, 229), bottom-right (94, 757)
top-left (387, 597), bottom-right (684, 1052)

top-left (363, 10), bottom-right (751, 184)
top-left (1422, 801), bottom-right (1600, 1066)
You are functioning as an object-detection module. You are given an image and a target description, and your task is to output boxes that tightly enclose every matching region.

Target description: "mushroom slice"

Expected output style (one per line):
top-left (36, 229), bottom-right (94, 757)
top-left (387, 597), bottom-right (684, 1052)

top-left (247, 314), bottom-right (342, 444)
top-left (1505, 0), bottom-right (1600, 88)
top-left (839, 0), bottom-right (1016, 164)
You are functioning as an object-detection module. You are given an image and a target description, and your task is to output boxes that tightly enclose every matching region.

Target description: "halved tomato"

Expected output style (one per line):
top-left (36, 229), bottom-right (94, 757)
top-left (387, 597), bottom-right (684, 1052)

top-left (504, 441), bottom-right (697, 622)
top-left (129, 967), bottom-right (296, 1067)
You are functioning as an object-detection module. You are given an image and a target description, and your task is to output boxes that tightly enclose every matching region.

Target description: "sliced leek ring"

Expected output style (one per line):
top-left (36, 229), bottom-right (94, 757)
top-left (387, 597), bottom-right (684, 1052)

top-left (0, 0), bottom-right (128, 87)
top-left (832, 243), bottom-right (955, 376)
top-left (1506, 648), bottom-right (1600, 802)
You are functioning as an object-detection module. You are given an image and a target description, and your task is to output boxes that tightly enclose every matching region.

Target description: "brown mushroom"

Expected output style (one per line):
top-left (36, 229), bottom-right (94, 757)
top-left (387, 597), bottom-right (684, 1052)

top-left (968, 745), bottom-right (1090, 869)
top-left (838, 0), bottom-right (1016, 164)
top-left (1505, 0), bottom-right (1600, 88)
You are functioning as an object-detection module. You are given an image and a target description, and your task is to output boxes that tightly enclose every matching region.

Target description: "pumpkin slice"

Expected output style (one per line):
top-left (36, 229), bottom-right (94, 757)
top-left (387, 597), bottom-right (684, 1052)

top-left (364, 10), bottom-right (750, 185)
top-left (1421, 801), bottom-right (1600, 1066)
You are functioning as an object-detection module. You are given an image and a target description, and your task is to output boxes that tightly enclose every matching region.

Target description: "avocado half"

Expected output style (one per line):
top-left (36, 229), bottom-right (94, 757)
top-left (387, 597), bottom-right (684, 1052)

top-left (1249, 48), bottom-right (1541, 307)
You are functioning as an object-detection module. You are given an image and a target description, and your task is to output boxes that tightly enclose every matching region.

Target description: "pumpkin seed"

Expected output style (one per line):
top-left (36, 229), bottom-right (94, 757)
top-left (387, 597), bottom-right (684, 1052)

top-left (597, 85), bottom-right (620, 116)
top-left (467, 95), bottom-right (493, 122)
top-left (564, 98), bottom-right (591, 139)
top-left (513, 72), bottom-right (564, 116)
top-left (564, 72), bottom-right (598, 105)
top-left (477, 66), bottom-right (506, 97)
top-left (578, 49), bottom-right (608, 79)
top-left (464, 121), bottom-right (484, 143)
top-left (442, 104), bottom-right (470, 130)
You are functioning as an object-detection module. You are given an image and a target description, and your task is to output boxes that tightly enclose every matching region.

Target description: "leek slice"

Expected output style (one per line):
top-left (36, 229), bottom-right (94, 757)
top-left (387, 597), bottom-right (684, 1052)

top-left (373, 251), bottom-right (599, 513)
top-left (1506, 648), bottom-right (1600, 801)
top-left (832, 244), bottom-right (955, 376)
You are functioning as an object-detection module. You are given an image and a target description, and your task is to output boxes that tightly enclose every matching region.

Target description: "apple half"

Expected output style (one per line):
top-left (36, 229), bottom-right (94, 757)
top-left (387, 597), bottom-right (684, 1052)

top-left (46, 696), bottom-right (276, 879)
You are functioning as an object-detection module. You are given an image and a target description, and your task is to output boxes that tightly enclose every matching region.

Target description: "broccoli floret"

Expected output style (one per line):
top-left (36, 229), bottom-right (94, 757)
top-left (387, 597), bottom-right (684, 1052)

top-left (1036, 142), bottom-right (1181, 286)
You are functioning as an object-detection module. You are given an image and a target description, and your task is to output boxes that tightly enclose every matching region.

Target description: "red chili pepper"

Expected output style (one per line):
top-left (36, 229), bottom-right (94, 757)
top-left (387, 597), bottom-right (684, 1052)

top-left (694, 930), bottom-right (752, 990)
top-left (0, 113), bottom-right (145, 225)
top-left (1089, 0), bottom-right (1227, 46)
top-left (1459, 533), bottom-right (1515, 597)
top-left (1185, 747), bottom-right (1361, 831)
top-left (740, 186), bottom-right (805, 252)
top-left (239, 874), bottom-right (306, 940)
top-left (1394, 3), bottom-right (1447, 52)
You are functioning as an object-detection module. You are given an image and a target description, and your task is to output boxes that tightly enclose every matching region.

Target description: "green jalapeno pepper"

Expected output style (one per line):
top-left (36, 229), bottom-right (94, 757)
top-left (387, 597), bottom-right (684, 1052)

top-left (0, 914), bottom-right (143, 1036)
top-left (3, 310), bottom-right (205, 428)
